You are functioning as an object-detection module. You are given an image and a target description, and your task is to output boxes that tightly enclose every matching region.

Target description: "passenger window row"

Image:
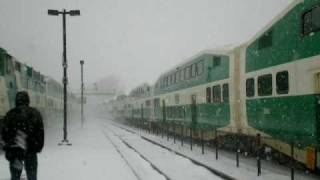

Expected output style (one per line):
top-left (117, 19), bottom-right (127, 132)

top-left (159, 60), bottom-right (204, 88)
top-left (206, 83), bottom-right (229, 104)
top-left (246, 71), bottom-right (289, 97)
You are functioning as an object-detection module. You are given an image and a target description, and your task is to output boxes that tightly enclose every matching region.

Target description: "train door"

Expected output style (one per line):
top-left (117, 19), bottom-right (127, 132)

top-left (191, 95), bottom-right (197, 124)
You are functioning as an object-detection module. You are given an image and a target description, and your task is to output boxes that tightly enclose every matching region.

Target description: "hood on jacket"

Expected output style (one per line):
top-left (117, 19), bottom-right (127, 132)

top-left (15, 91), bottom-right (30, 107)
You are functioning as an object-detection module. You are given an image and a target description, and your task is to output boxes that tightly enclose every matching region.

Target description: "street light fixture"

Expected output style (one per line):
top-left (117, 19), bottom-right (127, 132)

top-left (80, 60), bottom-right (84, 127)
top-left (70, 10), bottom-right (81, 16)
top-left (48, 10), bottom-right (59, 16)
top-left (48, 9), bottom-right (80, 146)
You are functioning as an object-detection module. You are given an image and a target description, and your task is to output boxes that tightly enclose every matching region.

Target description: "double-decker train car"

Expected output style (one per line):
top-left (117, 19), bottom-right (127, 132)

top-left (110, 0), bottom-right (320, 170)
top-left (128, 84), bottom-right (153, 125)
top-left (152, 48), bottom-right (239, 136)
top-left (111, 95), bottom-right (129, 120)
top-left (240, 0), bottom-right (320, 170)
top-left (0, 47), bottom-right (79, 130)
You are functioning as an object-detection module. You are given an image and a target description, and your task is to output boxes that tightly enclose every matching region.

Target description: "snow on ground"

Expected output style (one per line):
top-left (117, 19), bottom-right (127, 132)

top-left (102, 125), bottom-right (166, 180)
top-left (111, 121), bottom-right (320, 180)
top-left (1, 117), bottom-right (224, 180)
top-left (1, 117), bottom-right (318, 180)
top-left (104, 123), bottom-right (223, 180)
top-left (1, 118), bottom-right (161, 180)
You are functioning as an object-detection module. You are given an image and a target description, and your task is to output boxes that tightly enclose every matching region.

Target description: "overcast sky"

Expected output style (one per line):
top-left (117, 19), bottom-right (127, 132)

top-left (0, 0), bottom-right (291, 92)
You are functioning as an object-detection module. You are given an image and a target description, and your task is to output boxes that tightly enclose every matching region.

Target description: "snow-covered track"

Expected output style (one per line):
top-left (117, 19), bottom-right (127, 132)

top-left (115, 133), bottom-right (172, 180)
top-left (110, 123), bottom-right (236, 180)
top-left (103, 126), bottom-right (170, 180)
top-left (103, 131), bottom-right (144, 180)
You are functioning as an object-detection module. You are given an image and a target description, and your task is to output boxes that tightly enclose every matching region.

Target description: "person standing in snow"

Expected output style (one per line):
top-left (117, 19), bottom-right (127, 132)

top-left (1, 91), bottom-right (44, 180)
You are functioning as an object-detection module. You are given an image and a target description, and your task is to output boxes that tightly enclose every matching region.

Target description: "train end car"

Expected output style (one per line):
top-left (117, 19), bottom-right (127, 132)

top-left (242, 0), bottom-right (320, 170)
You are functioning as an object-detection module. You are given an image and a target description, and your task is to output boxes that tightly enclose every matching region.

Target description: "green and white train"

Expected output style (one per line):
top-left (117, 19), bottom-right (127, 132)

top-left (110, 0), bottom-right (320, 170)
top-left (0, 47), bottom-right (79, 128)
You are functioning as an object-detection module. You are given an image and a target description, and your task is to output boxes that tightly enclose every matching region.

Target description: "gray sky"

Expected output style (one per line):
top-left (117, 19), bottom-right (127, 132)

top-left (0, 0), bottom-right (290, 92)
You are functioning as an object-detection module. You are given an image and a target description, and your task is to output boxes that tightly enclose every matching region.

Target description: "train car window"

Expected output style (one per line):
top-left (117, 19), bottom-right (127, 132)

top-left (165, 76), bottom-right (168, 87)
top-left (213, 56), bottom-right (221, 67)
top-left (33, 70), bottom-right (36, 79)
top-left (175, 71), bottom-right (179, 83)
top-left (162, 78), bottom-right (165, 88)
top-left (6, 57), bottom-right (13, 74)
top-left (303, 10), bottom-right (313, 36)
top-left (0, 56), bottom-right (4, 75)
top-left (302, 6), bottom-right (320, 36)
top-left (222, 83), bottom-right (229, 102)
top-left (171, 74), bottom-right (174, 84)
top-left (313, 7), bottom-right (320, 31)
top-left (179, 69), bottom-right (183, 81)
top-left (258, 30), bottom-right (273, 49)
top-left (171, 74), bottom-right (175, 84)
top-left (27, 66), bottom-right (32, 77)
top-left (246, 78), bottom-right (255, 97)
top-left (191, 64), bottom-right (196, 77)
top-left (197, 60), bottom-right (204, 76)
top-left (175, 94), bottom-right (180, 104)
top-left (206, 87), bottom-right (211, 103)
top-left (15, 62), bottom-right (21, 72)
top-left (186, 66), bottom-right (191, 79)
top-left (258, 74), bottom-right (273, 96)
top-left (276, 71), bottom-right (289, 94)
top-left (212, 85), bottom-right (221, 103)
top-left (161, 78), bottom-right (164, 88)
top-left (184, 68), bottom-right (187, 80)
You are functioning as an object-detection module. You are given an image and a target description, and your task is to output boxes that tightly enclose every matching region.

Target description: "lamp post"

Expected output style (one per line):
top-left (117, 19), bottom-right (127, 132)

top-left (48, 9), bottom-right (80, 146)
top-left (80, 60), bottom-right (84, 127)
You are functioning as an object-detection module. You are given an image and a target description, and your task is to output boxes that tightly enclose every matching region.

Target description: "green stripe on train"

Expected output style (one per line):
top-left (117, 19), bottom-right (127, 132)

top-left (246, 0), bottom-right (320, 72)
top-left (153, 103), bottom-right (230, 129)
top-left (247, 94), bottom-right (320, 147)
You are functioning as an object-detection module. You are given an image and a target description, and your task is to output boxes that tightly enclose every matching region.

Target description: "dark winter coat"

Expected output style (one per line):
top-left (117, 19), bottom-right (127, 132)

top-left (1, 92), bottom-right (44, 156)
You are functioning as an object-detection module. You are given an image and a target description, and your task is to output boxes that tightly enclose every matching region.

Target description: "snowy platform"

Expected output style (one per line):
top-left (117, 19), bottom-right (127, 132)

top-left (0, 118), bottom-right (224, 180)
top-left (1, 119), bottom-right (140, 180)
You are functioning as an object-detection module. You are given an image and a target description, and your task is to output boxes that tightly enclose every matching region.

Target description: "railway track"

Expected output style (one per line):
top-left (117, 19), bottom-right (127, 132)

top-left (107, 122), bottom-right (236, 180)
top-left (103, 130), bottom-right (145, 180)
top-left (103, 126), bottom-right (169, 180)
